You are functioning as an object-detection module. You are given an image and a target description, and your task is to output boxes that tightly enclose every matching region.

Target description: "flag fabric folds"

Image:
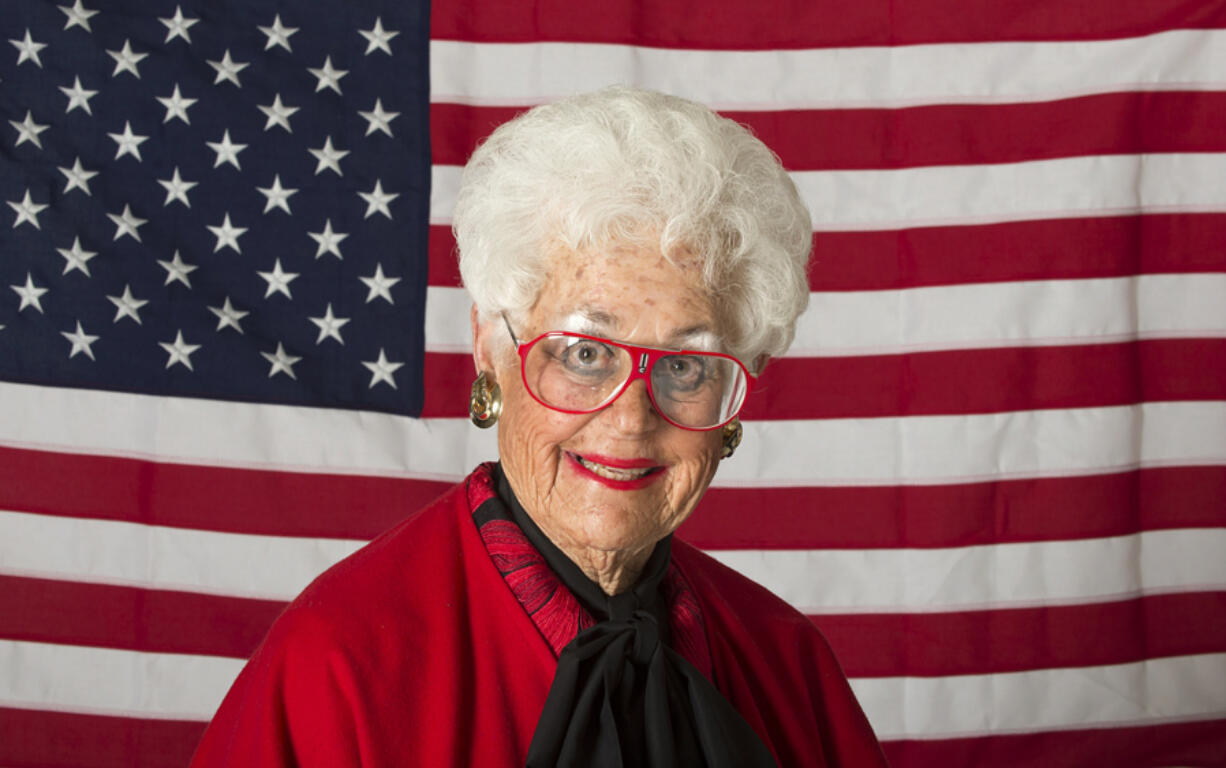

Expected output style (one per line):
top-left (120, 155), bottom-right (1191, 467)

top-left (2, 1), bottom-right (1226, 767)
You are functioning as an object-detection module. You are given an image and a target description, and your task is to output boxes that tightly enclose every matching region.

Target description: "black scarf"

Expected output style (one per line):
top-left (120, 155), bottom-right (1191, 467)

top-left (492, 466), bottom-right (777, 768)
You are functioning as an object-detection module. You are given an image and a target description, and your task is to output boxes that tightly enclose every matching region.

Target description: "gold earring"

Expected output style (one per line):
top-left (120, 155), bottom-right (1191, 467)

top-left (720, 418), bottom-right (743, 459)
top-left (469, 371), bottom-right (502, 428)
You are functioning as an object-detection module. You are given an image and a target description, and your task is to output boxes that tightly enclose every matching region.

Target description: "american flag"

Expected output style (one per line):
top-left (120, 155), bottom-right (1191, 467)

top-left (2, 0), bottom-right (1226, 766)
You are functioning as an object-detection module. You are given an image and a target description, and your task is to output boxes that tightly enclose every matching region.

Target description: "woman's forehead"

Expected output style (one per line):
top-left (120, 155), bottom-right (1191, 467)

top-left (551, 308), bottom-right (721, 351)
top-left (527, 241), bottom-right (722, 344)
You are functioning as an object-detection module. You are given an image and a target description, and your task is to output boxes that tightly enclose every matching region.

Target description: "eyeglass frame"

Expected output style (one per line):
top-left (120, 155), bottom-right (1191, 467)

top-left (501, 314), bottom-right (754, 432)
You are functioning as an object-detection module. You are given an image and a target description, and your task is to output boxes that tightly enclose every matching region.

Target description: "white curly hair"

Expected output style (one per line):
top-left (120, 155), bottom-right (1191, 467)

top-left (453, 86), bottom-right (811, 370)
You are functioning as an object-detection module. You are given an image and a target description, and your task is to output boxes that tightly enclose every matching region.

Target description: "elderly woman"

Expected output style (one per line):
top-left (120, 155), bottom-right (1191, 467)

top-left (191, 87), bottom-right (886, 767)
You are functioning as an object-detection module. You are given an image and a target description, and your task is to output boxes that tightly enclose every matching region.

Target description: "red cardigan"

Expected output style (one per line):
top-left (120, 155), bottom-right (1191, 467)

top-left (191, 468), bottom-right (887, 767)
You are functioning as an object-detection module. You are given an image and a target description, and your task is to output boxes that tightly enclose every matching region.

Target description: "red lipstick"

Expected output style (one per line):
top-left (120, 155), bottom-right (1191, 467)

top-left (565, 452), bottom-right (666, 490)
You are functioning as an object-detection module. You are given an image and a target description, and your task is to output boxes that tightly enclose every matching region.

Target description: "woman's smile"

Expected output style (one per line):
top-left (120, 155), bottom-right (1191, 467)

top-left (566, 451), bottom-right (669, 489)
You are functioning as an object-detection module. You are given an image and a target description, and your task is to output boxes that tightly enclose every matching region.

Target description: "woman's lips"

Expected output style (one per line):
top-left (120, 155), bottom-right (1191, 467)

top-left (565, 452), bottom-right (666, 489)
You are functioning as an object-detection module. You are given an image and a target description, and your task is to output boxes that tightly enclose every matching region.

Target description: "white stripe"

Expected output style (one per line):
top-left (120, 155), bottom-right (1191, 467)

top-left (794, 153), bottom-right (1226, 231)
top-left (0, 510), bottom-right (363, 602)
top-left (852, 653), bottom-right (1226, 740)
top-left (5, 638), bottom-right (1223, 739)
top-left (727, 402), bottom-right (1226, 486)
top-left (429, 29), bottom-right (1226, 109)
top-left (426, 274), bottom-right (1226, 356)
top-left (0, 640), bottom-right (241, 721)
top-left (709, 528), bottom-right (1226, 613)
top-left (432, 154), bottom-right (1226, 230)
top-left (4, 511), bottom-right (1222, 613)
top-left (0, 381), bottom-right (497, 480)
top-left (0, 384), bottom-right (1222, 485)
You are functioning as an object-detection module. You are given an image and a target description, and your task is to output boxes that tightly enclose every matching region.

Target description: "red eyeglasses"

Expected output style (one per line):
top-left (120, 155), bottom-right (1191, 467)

top-left (504, 318), bottom-right (752, 431)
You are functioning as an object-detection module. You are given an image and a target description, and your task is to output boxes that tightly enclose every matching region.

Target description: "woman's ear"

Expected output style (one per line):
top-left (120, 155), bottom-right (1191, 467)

top-left (471, 304), bottom-right (496, 377)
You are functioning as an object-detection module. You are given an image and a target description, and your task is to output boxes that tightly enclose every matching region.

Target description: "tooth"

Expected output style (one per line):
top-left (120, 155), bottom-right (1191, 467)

top-left (579, 457), bottom-right (651, 480)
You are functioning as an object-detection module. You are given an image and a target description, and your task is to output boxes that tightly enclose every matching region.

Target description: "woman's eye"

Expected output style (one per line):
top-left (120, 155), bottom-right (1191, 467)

top-left (562, 340), bottom-right (615, 371)
top-left (662, 356), bottom-right (707, 389)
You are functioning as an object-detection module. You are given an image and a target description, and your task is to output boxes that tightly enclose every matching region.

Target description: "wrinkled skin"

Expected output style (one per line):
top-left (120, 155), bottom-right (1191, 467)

top-left (472, 242), bottom-right (726, 595)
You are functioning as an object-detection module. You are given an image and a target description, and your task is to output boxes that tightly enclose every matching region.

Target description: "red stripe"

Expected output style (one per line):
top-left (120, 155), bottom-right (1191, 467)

top-left (880, 716), bottom-right (1226, 768)
top-left (0, 575), bottom-right (282, 659)
top-left (0, 706), bottom-right (205, 768)
top-left (3, 580), bottom-right (1222, 679)
top-left (810, 213), bottom-right (1226, 291)
top-left (432, 92), bottom-right (1226, 170)
top-left (429, 214), bottom-right (1226, 291)
top-left (422, 340), bottom-right (1226, 420)
top-left (682, 466), bottom-right (1226, 549)
top-left (732, 91), bottom-right (1226, 171)
top-left (0, 445), bottom-right (451, 540)
top-left (3, 446), bottom-right (1223, 549)
top-left (745, 339), bottom-right (1226, 420)
top-left (431, 0), bottom-right (1226, 48)
top-left (428, 225), bottom-right (464, 287)
top-left (816, 592), bottom-right (1226, 678)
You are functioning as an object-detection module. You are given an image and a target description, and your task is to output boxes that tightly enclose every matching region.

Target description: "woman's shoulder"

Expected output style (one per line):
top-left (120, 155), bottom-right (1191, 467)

top-left (267, 477), bottom-right (480, 653)
top-left (670, 537), bottom-right (818, 639)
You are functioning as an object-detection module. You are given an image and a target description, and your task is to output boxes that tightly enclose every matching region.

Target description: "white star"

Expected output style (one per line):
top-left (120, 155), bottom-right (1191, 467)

top-left (157, 249), bottom-right (197, 287)
top-left (8, 190), bottom-right (48, 230)
top-left (107, 39), bottom-right (147, 78)
top-left (10, 110), bottom-right (49, 149)
top-left (362, 348), bottom-right (404, 389)
top-left (206, 129), bottom-right (247, 169)
top-left (258, 14), bottom-right (298, 52)
top-left (308, 219), bottom-right (348, 259)
top-left (257, 175), bottom-right (297, 214)
top-left (207, 49), bottom-right (248, 87)
top-left (59, 76), bottom-right (98, 114)
top-left (359, 263), bottom-right (400, 304)
top-left (107, 284), bottom-right (147, 324)
top-left (58, 158), bottom-right (97, 196)
top-left (57, 236), bottom-right (97, 276)
top-left (106, 204), bottom-right (146, 241)
top-left (157, 166), bottom-right (197, 207)
top-left (358, 98), bottom-right (399, 137)
top-left (108, 121), bottom-right (149, 161)
top-left (61, 321), bottom-right (99, 360)
top-left (159, 6), bottom-right (199, 44)
top-left (208, 297), bottom-right (248, 333)
top-left (60, 1), bottom-right (99, 32)
top-left (258, 94), bottom-right (298, 133)
top-left (159, 330), bottom-right (200, 370)
top-left (156, 84), bottom-right (197, 124)
top-left (358, 179), bottom-right (398, 219)
top-left (309, 303), bottom-right (350, 344)
top-left (359, 17), bottom-right (399, 56)
top-left (308, 56), bottom-right (348, 94)
top-left (10, 29), bottom-right (46, 68)
top-left (261, 342), bottom-right (301, 379)
top-left (207, 213), bottom-right (247, 253)
top-left (308, 136), bottom-right (349, 176)
top-left (257, 258), bottom-right (299, 299)
top-left (11, 273), bottom-right (48, 313)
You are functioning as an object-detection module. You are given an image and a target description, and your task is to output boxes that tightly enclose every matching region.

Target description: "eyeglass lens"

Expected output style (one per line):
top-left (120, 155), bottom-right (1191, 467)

top-left (522, 334), bottom-right (746, 428)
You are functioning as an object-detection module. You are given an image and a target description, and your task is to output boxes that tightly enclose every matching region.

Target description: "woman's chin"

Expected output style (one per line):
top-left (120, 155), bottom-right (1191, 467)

top-left (557, 502), bottom-right (668, 556)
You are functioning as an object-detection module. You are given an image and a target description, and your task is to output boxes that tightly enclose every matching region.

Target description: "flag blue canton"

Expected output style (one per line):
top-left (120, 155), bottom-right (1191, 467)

top-left (0, 0), bottom-right (430, 416)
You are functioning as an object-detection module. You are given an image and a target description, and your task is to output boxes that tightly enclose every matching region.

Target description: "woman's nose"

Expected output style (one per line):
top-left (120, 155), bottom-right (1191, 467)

top-left (605, 378), bottom-right (658, 434)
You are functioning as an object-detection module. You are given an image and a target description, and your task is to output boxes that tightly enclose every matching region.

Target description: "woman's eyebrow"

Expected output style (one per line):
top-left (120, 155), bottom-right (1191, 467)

top-left (671, 328), bottom-right (720, 351)
top-left (557, 308), bottom-right (615, 334)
